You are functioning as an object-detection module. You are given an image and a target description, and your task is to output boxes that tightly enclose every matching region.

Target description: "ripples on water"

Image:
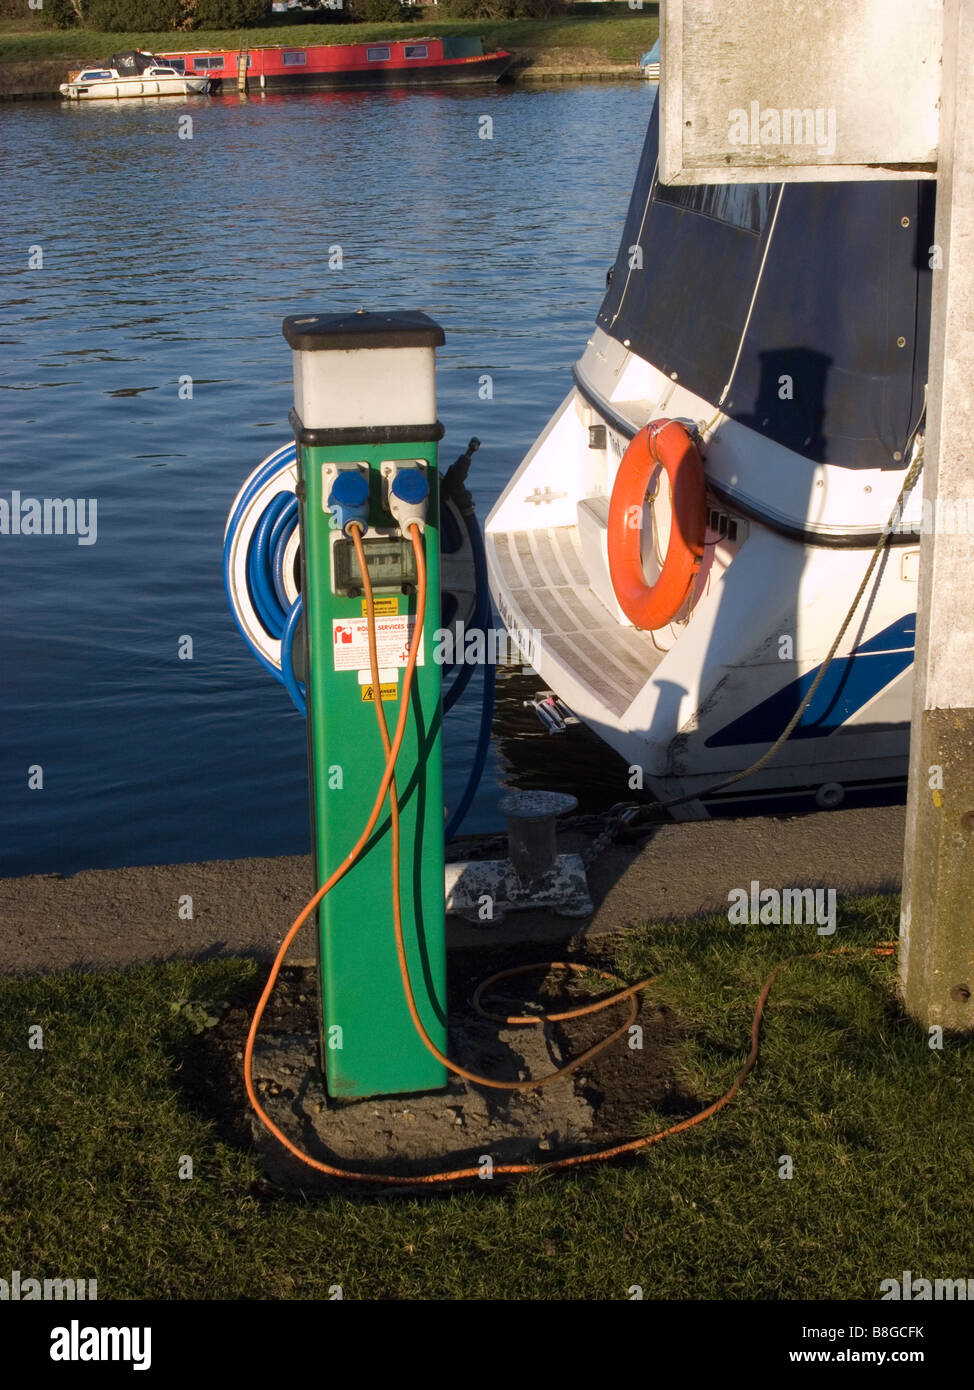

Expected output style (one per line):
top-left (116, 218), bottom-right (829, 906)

top-left (0, 84), bottom-right (651, 875)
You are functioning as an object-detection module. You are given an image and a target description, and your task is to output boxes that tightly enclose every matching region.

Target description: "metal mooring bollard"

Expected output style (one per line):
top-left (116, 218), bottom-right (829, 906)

top-left (445, 789), bottom-right (593, 925)
top-left (500, 790), bottom-right (578, 887)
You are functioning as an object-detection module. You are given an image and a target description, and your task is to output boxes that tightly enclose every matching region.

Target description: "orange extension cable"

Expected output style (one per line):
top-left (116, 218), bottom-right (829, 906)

top-left (243, 522), bottom-right (897, 1185)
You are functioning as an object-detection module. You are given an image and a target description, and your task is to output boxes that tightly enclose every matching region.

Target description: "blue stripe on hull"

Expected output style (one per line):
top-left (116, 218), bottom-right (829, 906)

top-left (705, 615), bottom-right (916, 748)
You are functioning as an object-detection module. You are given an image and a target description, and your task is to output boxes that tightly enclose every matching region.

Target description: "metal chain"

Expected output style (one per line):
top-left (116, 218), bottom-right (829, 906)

top-left (579, 802), bottom-right (644, 867)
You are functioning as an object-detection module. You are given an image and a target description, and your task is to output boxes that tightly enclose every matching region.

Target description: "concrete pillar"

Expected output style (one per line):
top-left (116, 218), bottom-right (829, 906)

top-left (899, 0), bottom-right (974, 1033)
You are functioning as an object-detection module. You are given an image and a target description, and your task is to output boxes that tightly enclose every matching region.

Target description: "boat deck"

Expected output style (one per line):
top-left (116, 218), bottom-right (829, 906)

top-left (490, 524), bottom-right (666, 719)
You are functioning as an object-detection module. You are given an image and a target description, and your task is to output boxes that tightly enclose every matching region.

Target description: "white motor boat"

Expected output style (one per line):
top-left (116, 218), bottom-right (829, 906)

top-left (487, 90), bottom-right (931, 821)
top-left (59, 50), bottom-right (209, 100)
top-left (639, 40), bottom-right (661, 80)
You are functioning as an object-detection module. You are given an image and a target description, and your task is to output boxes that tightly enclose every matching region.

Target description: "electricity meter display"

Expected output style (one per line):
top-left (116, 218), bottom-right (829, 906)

top-left (332, 535), bottom-right (418, 595)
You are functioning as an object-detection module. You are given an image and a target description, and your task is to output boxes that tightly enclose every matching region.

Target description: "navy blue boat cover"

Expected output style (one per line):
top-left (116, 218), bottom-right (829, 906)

top-left (597, 100), bottom-right (933, 470)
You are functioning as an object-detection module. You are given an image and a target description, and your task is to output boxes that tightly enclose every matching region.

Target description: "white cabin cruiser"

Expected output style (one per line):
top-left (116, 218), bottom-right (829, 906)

top-left (639, 40), bottom-right (661, 80)
top-left (487, 93), bottom-right (931, 820)
top-left (60, 50), bottom-right (209, 100)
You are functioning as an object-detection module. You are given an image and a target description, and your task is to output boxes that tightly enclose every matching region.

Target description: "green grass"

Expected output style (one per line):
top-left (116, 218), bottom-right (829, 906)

top-left (0, 14), bottom-right (659, 68)
top-left (2, 894), bottom-right (972, 1300)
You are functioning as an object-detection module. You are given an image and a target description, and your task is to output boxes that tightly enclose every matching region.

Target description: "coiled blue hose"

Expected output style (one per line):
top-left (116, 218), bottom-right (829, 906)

top-left (225, 446), bottom-right (495, 837)
top-left (223, 443), bottom-right (306, 714)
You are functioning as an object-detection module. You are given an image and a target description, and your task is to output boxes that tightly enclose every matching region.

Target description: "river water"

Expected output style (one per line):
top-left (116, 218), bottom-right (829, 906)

top-left (0, 82), bottom-right (653, 876)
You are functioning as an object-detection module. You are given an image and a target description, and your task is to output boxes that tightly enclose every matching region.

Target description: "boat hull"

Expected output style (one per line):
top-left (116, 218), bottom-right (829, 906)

top-left (486, 356), bottom-right (920, 821)
top-left (59, 77), bottom-right (208, 100)
top-left (209, 54), bottom-right (512, 93)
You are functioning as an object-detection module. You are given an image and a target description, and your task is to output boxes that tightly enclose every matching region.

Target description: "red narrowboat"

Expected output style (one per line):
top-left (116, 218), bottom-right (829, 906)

top-left (159, 35), bottom-right (512, 93)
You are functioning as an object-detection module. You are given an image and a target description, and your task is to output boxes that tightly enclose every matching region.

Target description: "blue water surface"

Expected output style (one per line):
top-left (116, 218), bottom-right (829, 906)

top-left (0, 82), bottom-right (651, 875)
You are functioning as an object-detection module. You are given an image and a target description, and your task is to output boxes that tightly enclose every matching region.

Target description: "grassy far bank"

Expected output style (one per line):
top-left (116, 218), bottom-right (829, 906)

top-left (0, 14), bottom-right (658, 70)
top-left (2, 894), bottom-right (972, 1300)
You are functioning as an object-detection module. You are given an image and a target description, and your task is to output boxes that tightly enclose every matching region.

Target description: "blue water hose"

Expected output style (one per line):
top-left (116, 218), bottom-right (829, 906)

top-left (441, 529), bottom-right (486, 715)
top-left (279, 597), bottom-right (307, 718)
top-left (222, 443), bottom-right (306, 713)
top-left (444, 507), bottom-right (496, 841)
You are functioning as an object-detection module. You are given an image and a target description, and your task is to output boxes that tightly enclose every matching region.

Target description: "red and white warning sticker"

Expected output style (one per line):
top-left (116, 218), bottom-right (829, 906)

top-left (331, 616), bottom-right (424, 672)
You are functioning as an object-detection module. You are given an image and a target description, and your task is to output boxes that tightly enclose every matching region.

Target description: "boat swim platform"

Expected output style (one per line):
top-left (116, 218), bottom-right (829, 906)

top-left (488, 525), bottom-right (665, 721)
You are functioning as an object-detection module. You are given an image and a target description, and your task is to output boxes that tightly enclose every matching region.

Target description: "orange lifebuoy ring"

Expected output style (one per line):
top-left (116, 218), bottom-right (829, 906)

top-left (607, 418), bottom-right (707, 630)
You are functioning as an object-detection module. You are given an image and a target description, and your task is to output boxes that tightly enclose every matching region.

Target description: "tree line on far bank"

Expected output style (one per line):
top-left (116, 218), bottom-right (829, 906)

top-left (36, 0), bottom-right (564, 34)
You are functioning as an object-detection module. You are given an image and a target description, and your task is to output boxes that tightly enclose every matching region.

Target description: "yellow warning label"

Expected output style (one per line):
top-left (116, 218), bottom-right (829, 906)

top-left (361, 682), bottom-right (398, 703)
top-left (364, 596), bottom-right (399, 617)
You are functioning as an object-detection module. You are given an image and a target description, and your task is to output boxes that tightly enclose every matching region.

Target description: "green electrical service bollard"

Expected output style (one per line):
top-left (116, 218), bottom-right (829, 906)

top-left (283, 310), bottom-right (448, 1099)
